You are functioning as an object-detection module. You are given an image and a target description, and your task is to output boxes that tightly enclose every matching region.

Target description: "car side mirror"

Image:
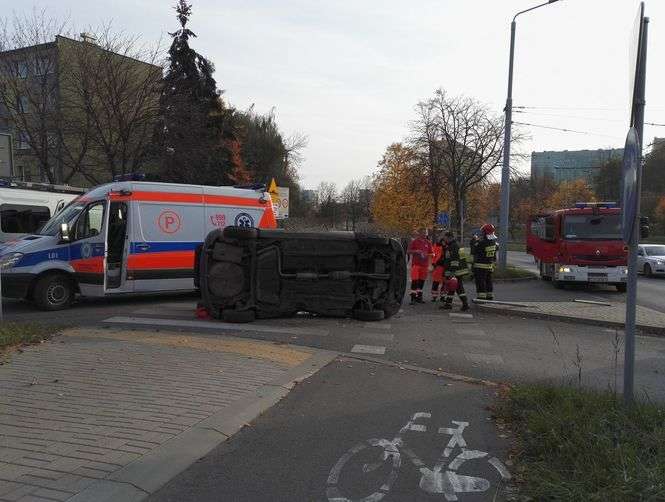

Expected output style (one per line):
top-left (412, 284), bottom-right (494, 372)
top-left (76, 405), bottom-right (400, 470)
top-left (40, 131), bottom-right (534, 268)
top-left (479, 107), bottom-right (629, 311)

top-left (59, 223), bottom-right (71, 243)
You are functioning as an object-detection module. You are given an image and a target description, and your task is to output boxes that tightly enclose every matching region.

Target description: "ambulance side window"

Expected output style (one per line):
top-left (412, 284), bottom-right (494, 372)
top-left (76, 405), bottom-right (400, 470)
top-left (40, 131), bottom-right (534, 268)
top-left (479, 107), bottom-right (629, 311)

top-left (73, 202), bottom-right (105, 240)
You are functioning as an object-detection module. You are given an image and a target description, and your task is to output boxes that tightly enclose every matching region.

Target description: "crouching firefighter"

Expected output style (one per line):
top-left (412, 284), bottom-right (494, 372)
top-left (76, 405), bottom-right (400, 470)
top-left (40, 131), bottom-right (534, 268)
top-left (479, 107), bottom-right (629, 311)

top-left (473, 223), bottom-right (498, 300)
top-left (407, 228), bottom-right (433, 305)
top-left (438, 231), bottom-right (470, 311)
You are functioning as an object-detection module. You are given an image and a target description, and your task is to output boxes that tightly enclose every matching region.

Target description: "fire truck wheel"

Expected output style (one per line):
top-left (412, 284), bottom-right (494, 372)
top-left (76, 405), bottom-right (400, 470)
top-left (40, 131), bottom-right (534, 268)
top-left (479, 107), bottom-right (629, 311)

top-left (616, 283), bottom-right (627, 293)
top-left (33, 273), bottom-right (74, 311)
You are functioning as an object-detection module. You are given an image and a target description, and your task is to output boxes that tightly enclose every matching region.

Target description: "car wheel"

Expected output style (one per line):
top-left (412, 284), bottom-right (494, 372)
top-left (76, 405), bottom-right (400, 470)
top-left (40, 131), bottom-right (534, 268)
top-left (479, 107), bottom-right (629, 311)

top-left (353, 309), bottom-right (385, 322)
top-left (616, 283), bottom-right (627, 293)
top-left (382, 302), bottom-right (402, 319)
top-left (644, 264), bottom-right (653, 278)
top-left (553, 280), bottom-right (565, 290)
top-left (224, 226), bottom-right (258, 240)
top-left (33, 274), bottom-right (74, 311)
top-left (222, 309), bottom-right (256, 323)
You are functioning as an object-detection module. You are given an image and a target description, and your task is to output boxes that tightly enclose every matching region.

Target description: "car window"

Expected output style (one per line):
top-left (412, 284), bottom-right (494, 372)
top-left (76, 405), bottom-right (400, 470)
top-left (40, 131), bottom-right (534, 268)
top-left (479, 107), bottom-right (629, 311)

top-left (0, 204), bottom-right (50, 234)
top-left (74, 202), bottom-right (105, 240)
top-left (645, 246), bottom-right (665, 256)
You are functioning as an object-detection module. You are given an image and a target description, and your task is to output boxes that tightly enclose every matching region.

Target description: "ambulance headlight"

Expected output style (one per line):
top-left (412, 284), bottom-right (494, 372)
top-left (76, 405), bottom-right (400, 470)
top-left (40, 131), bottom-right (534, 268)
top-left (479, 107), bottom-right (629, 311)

top-left (0, 252), bottom-right (23, 270)
top-left (559, 266), bottom-right (571, 273)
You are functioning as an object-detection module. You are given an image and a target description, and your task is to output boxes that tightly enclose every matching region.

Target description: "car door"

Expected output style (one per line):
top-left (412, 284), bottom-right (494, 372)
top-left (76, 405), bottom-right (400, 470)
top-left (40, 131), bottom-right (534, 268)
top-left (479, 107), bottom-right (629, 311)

top-left (69, 200), bottom-right (107, 296)
top-left (637, 247), bottom-right (645, 271)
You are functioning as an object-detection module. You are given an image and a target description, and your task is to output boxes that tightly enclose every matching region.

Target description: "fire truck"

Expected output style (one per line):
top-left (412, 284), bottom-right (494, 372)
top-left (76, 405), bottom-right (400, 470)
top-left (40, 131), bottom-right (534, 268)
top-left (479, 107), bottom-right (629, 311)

top-left (526, 202), bottom-right (628, 291)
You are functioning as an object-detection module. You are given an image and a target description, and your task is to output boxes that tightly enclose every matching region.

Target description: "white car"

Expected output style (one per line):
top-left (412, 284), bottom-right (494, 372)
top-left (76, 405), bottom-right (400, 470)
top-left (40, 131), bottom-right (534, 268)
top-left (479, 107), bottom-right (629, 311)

top-left (637, 244), bottom-right (665, 277)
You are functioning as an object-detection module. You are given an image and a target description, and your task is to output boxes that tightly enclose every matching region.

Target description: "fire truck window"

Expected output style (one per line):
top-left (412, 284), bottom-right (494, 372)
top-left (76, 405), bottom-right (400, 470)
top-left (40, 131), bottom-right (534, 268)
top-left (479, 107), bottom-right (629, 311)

top-left (544, 217), bottom-right (556, 241)
top-left (0, 204), bottom-right (51, 234)
top-left (563, 214), bottom-right (621, 240)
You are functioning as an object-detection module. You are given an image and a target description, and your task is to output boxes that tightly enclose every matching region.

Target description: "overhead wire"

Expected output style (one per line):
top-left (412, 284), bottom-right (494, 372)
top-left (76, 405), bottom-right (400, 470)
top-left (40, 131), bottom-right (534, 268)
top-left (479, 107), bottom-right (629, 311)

top-left (511, 121), bottom-right (623, 139)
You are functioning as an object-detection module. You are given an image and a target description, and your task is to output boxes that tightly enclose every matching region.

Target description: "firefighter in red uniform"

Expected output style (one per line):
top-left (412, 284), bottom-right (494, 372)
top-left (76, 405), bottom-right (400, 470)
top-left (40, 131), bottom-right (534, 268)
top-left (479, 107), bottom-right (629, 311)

top-left (430, 237), bottom-right (446, 302)
top-left (473, 223), bottom-right (498, 300)
top-left (407, 228), bottom-right (433, 304)
top-left (438, 231), bottom-right (470, 311)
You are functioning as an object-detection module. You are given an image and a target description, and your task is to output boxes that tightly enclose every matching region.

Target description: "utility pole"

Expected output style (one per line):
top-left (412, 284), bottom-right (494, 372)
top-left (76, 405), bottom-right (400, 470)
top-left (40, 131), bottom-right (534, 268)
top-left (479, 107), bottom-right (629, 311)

top-left (498, 0), bottom-right (561, 269)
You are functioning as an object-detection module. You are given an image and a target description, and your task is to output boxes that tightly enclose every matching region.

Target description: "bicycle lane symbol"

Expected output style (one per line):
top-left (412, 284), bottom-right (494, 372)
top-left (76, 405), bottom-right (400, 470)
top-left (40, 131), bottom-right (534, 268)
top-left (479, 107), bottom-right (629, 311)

top-left (326, 412), bottom-right (511, 502)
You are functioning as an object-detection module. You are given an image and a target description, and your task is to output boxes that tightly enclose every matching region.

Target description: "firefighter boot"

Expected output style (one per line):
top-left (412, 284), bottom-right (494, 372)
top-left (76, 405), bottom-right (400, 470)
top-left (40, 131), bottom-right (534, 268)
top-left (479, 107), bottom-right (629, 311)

top-left (440, 297), bottom-right (453, 310)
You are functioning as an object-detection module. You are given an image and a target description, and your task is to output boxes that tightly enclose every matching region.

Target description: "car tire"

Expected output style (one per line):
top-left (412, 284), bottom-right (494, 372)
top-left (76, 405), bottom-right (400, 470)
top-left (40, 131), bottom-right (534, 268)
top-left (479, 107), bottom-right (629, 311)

top-left (224, 226), bottom-right (258, 240)
top-left (382, 302), bottom-right (401, 319)
top-left (33, 273), bottom-right (74, 311)
top-left (644, 264), bottom-right (653, 278)
top-left (616, 283), bottom-right (627, 293)
top-left (553, 280), bottom-right (565, 290)
top-left (353, 309), bottom-right (385, 322)
top-left (222, 309), bottom-right (256, 323)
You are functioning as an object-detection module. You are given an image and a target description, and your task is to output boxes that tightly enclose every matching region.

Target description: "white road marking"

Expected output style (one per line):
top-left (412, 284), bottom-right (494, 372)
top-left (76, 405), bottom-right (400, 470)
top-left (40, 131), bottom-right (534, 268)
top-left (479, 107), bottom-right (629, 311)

top-left (454, 327), bottom-right (487, 337)
top-left (449, 313), bottom-right (474, 319)
top-left (461, 340), bottom-right (492, 349)
top-left (351, 344), bottom-right (386, 355)
top-left (364, 322), bottom-right (392, 330)
top-left (465, 353), bottom-right (504, 365)
top-left (360, 332), bottom-right (395, 343)
top-left (102, 316), bottom-right (330, 337)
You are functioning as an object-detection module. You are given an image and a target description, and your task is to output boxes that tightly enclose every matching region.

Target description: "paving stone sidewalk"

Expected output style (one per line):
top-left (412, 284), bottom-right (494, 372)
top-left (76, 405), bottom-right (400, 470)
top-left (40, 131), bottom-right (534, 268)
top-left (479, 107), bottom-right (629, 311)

top-left (0, 328), bottom-right (335, 502)
top-left (477, 300), bottom-right (665, 335)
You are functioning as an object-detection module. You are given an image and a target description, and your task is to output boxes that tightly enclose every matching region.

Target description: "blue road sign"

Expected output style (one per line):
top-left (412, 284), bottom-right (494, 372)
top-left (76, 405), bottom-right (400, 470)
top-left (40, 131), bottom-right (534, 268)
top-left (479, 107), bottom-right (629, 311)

top-left (437, 212), bottom-right (450, 226)
top-left (621, 127), bottom-right (640, 244)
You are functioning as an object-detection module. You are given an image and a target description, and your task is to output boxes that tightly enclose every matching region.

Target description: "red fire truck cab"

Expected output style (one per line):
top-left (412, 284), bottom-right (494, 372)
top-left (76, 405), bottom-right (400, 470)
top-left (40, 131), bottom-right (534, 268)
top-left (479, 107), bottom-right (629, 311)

top-left (526, 202), bottom-right (628, 291)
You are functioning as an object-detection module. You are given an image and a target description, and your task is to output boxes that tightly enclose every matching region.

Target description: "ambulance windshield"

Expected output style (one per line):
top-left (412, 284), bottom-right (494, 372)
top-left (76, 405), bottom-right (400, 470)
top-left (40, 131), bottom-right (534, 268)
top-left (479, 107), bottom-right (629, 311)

top-left (38, 199), bottom-right (87, 236)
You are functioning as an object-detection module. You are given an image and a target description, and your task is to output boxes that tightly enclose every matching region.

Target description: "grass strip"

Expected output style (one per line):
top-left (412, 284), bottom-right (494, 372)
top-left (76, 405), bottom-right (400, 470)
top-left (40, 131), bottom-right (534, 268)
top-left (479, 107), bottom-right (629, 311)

top-left (495, 384), bottom-right (665, 501)
top-left (0, 322), bottom-right (59, 351)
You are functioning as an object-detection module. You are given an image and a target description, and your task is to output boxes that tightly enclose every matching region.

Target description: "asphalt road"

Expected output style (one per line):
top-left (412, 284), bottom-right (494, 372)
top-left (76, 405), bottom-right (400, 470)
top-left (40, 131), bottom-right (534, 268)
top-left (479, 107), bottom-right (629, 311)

top-left (4, 286), bottom-right (664, 401)
top-left (149, 359), bottom-right (511, 502)
top-left (507, 251), bottom-right (665, 314)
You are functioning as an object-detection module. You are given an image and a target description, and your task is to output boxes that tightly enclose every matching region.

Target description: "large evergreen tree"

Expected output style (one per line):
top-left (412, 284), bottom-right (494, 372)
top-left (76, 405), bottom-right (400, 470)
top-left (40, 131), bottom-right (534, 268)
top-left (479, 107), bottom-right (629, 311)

top-left (157, 1), bottom-right (244, 184)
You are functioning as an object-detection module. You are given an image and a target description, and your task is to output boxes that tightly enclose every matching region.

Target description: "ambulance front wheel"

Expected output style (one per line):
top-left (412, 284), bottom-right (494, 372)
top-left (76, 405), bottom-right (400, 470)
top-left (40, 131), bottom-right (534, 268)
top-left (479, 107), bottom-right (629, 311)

top-left (33, 273), bottom-right (74, 311)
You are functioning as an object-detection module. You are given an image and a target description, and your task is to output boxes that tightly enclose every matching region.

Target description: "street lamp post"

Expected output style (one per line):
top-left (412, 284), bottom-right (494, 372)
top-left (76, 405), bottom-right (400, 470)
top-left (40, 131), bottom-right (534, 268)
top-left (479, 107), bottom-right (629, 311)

top-left (498, 0), bottom-right (561, 269)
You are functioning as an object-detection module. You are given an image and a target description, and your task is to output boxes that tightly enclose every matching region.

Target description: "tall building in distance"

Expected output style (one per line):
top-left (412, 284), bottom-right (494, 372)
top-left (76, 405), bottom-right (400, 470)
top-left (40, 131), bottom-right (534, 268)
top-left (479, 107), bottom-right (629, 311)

top-left (530, 148), bottom-right (624, 185)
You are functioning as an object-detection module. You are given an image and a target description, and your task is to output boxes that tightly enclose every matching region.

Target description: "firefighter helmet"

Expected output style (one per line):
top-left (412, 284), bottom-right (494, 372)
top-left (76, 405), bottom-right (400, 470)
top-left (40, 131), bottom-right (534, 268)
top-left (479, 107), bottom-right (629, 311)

top-left (480, 223), bottom-right (496, 235)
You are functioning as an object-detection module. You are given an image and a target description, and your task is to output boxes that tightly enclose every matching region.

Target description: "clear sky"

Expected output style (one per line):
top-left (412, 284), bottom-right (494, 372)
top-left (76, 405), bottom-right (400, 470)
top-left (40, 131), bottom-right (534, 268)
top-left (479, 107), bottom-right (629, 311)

top-left (11, 0), bottom-right (665, 189)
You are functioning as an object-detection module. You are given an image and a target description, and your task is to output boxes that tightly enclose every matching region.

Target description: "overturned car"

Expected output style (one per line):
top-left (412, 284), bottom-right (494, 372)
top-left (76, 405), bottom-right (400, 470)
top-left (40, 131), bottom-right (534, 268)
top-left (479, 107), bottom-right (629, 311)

top-left (196, 226), bottom-right (406, 323)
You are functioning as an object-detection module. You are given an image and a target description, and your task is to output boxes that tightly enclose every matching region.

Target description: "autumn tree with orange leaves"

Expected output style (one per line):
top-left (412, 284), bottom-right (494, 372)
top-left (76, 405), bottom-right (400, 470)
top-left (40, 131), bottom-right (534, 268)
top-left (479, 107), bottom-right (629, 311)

top-left (545, 179), bottom-right (596, 209)
top-left (372, 143), bottom-right (449, 235)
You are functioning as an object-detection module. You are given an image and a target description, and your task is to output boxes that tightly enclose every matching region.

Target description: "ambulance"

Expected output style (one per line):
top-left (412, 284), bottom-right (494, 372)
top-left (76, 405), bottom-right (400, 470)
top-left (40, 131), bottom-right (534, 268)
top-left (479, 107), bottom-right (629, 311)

top-left (0, 179), bottom-right (277, 310)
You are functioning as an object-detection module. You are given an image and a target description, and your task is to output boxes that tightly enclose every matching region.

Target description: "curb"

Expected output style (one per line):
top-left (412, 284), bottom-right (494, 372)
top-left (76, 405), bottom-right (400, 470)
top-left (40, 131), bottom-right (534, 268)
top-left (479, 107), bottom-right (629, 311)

top-left (341, 352), bottom-right (499, 387)
top-left (492, 275), bottom-right (537, 283)
top-left (475, 304), bottom-right (665, 337)
top-left (69, 349), bottom-right (338, 502)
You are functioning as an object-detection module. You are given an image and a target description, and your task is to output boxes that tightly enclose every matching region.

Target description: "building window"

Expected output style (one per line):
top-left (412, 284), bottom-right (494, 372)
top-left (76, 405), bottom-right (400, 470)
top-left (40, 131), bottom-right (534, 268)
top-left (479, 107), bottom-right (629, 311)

top-left (16, 131), bottom-right (30, 150)
top-left (16, 60), bottom-right (29, 78)
top-left (17, 95), bottom-right (29, 113)
top-left (34, 57), bottom-right (51, 76)
top-left (0, 204), bottom-right (51, 234)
